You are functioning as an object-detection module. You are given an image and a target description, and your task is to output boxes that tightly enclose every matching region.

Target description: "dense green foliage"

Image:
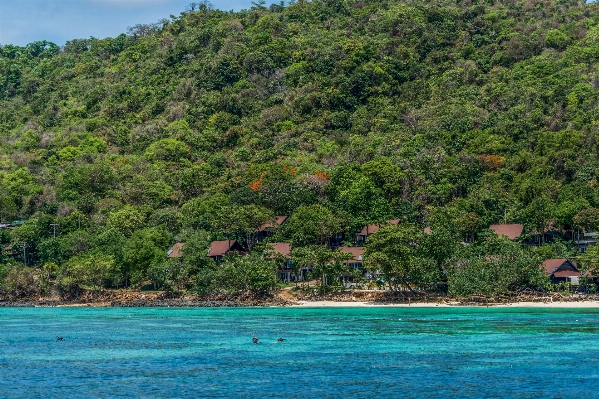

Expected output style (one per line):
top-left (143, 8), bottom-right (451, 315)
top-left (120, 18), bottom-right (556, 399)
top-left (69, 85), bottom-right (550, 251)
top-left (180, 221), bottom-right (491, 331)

top-left (364, 224), bottom-right (440, 291)
top-left (1, 0), bottom-right (599, 297)
top-left (446, 235), bottom-right (547, 296)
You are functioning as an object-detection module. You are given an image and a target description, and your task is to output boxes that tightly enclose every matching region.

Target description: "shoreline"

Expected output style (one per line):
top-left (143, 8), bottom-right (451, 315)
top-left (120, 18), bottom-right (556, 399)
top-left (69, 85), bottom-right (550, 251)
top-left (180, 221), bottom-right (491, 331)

top-left (3, 299), bottom-right (599, 308)
top-left (3, 290), bottom-right (599, 309)
top-left (288, 300), bottom-right (599, 308)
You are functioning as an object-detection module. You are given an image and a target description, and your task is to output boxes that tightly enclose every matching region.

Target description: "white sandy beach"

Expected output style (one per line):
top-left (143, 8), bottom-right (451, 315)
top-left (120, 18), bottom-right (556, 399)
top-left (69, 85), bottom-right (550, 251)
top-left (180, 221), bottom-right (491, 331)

top-left (289, 300), bottom-right (599, 308)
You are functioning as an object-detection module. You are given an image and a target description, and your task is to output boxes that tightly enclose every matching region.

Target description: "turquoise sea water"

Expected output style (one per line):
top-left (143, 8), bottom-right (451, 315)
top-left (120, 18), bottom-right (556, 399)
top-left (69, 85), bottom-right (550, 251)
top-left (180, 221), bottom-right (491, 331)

top-left (1, 307), bottom-right (598, 398)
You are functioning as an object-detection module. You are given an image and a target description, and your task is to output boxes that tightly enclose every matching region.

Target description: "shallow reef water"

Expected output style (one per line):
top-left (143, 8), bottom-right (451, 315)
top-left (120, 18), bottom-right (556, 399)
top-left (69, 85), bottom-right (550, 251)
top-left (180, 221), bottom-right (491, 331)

top-left (1, 307), bottom-right (598, 398)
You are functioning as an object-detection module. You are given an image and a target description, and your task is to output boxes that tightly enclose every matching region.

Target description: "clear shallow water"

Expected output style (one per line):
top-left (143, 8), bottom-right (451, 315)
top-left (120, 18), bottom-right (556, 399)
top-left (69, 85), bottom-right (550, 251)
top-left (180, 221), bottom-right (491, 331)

top-left (1, 307), bottom-right (598, 398)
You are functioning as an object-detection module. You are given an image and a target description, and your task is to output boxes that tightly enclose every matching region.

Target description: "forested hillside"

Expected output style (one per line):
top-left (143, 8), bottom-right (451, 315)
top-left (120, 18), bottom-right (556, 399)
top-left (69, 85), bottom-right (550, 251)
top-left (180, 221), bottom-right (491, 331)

top-left (1, 0), bottom-right (599, 298)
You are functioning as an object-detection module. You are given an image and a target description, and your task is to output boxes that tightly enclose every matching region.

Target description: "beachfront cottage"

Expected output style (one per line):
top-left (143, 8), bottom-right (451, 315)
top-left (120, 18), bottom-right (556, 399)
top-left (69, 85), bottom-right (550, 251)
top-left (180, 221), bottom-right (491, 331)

top-left (167, 242), bottom-right (184, 258)
top-left (356, 219), bottom-right (400, 244)
top-left (256, 216), bottom-right (288, 242)
top-left (267, 242), bottom-right (295, 282)
top-left (339, 246), bottom-right (365, 272)
top-left (542, 258), bottom-right (580, 285)
top-left (339, 246), bottom-right (367, 284)
top-left (207, 240), bottom-right (245, 262)
top-left (489, 224), bottom-right (524, 240)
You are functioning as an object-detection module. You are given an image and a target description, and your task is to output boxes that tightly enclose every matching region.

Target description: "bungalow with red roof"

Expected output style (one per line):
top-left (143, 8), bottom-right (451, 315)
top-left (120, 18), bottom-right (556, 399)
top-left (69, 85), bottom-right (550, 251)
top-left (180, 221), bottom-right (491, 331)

top-left (267, 242), bottom-right (295, 282)
top-left (356, 219), bottom-right (400, 244)
top-left (339, 246), bottom-right (364, 270)
top-left (542, 258), bottom-right (580, 285)
top-left (207, 240), bottom-right (245, 262)
top-left (256, 216), bottom-right (288, 242)
top-left (167, 242), bottom-right (184, 259)
top-left (339, 246), bottom-right (367, 282)
top-left (268, 242), bottom-right (291, 258)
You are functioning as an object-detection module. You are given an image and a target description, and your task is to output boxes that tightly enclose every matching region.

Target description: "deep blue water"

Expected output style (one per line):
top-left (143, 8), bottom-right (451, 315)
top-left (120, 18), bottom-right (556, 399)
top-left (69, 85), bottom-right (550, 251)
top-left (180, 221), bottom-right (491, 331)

top-left (1, 307), bottom-right (598, 398)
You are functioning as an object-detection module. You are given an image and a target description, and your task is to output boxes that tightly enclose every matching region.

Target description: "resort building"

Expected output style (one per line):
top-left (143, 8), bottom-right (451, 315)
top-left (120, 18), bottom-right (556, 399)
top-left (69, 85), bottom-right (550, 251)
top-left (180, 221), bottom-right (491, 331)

top-left (339, 246), bottom-right (365, 273)
top-left (256, 216), bottom-right (288, 242)
top-left (207, 240), bottom-right (245, 262)
top-left (356, 219), bottom-right (400, 244)
top-left (574, 231), bottom-right (599, 253)
top-left (167, 242), bottom-right (184, 258)
top-left (542, 258), bottom-right (580, 285)
top-left (267, 242), bottom-right (295, 282)
top-left (339, 246), bottom-right (366, 284)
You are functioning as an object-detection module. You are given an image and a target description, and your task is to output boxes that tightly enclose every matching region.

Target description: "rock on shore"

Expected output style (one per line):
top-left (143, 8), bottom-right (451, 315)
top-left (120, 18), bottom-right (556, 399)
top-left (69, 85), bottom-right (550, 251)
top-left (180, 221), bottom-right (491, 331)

top-left (0, 290), bottom-right (292, 307)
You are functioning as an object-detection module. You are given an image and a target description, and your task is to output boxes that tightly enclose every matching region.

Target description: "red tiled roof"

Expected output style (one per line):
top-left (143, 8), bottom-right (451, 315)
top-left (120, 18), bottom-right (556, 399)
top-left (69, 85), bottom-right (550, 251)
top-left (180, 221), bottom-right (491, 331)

top-left (268, 242), bottom-right (291, 258)
top-left (542, 258), bottom-right (579, 277)
top-left (359, 219), bottom-right (400, 236)
top-left (257, 216), bottom-right (289, 232)
top-left (167, 242), bottom-right (184, 258)
top-left (207, 240), bottom-right (242, 257)
top-left (424, 227), bottom-right (432, 234)
top-left (489, 224), bottom-right (524, 240)
top-left (339, 246), bottom-right (364, 262)
top-left (542, 258), bottom-right (569, 273)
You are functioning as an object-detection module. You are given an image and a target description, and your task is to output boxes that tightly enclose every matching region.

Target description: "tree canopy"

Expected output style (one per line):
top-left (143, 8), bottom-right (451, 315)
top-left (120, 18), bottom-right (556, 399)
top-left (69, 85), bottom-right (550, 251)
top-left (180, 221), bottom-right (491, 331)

top-left (2, 0), bottom-right (599, 297)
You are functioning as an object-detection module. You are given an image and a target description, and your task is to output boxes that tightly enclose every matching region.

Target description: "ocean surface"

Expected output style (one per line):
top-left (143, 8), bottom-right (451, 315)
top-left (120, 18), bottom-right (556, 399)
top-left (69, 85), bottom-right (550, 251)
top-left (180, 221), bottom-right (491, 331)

top-left (1, 307), bottom-right (598, 398)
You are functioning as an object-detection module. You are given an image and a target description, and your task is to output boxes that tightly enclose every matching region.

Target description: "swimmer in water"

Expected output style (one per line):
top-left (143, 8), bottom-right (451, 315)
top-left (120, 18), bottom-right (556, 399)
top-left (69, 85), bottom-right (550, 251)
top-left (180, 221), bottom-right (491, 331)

top-left (57, 336), bottom-right (64, 341)
top-left (252, 336), bottom-right (259, 344)
top-left (277, 338), bottom-right (285, 342)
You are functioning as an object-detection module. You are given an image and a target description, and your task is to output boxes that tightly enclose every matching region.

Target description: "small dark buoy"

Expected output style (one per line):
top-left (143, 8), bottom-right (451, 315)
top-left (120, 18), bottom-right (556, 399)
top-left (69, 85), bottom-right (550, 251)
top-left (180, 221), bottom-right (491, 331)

top-left (57, 336), bottom-right (64, 341)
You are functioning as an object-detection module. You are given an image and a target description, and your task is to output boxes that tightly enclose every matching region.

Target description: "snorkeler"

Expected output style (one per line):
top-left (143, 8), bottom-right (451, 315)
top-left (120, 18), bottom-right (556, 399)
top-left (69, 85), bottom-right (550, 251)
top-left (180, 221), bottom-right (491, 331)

top-left (252, 336), bottom-right (259, 344)
top-left (57, 336), bottom-right (64, 341)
